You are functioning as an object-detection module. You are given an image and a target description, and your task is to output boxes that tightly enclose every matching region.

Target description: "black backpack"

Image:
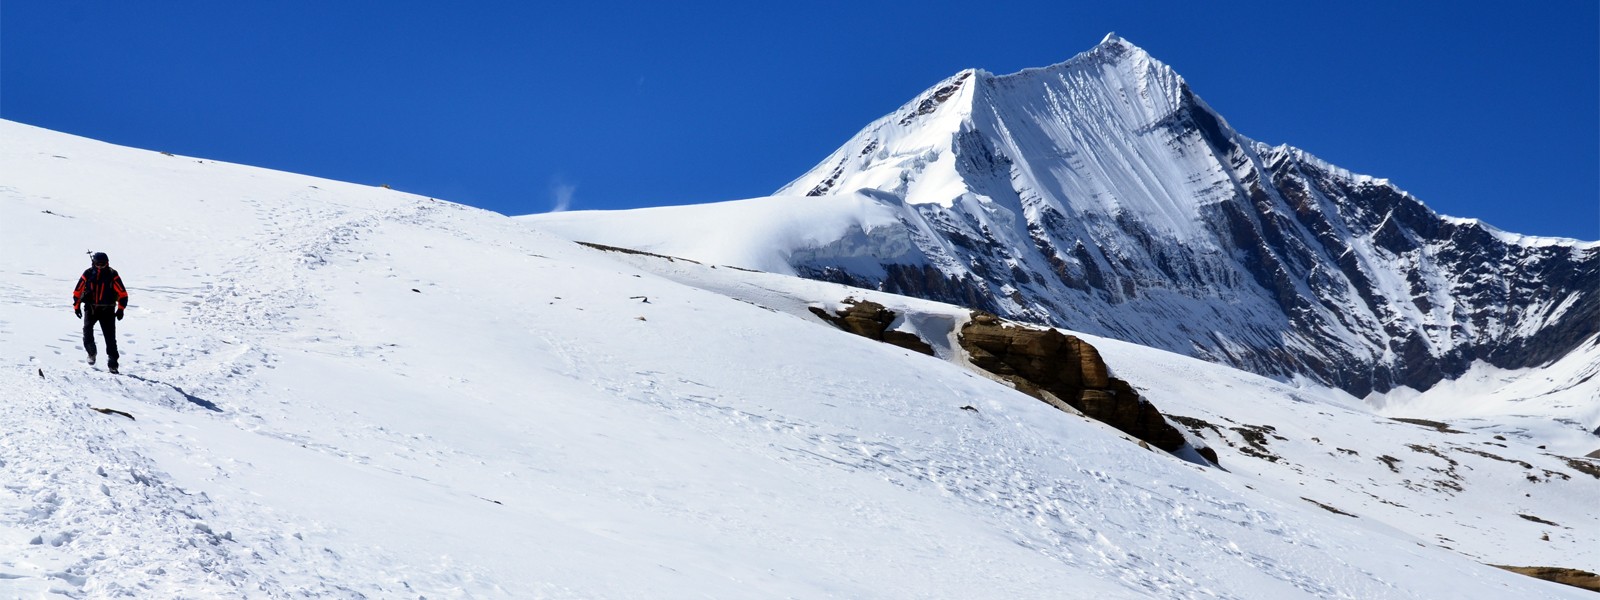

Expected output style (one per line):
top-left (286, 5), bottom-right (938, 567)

top-left (81, 267), bottom-right (120, 305)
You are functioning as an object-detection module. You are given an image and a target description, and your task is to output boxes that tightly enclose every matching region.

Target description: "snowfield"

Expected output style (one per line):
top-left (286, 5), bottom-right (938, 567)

top-left (576, 237), bottom-right (1600, 578)
top-left (1, 120), bottom-right (1594, 598)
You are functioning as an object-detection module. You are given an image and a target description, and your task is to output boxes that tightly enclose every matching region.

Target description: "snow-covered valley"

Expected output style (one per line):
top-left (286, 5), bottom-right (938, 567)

top-left (2, 120), bottom-right (1597, 598)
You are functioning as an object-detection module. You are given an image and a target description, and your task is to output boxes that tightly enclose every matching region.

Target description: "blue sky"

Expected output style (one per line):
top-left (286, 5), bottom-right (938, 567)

top-left (4, 2), bottom-right (1596, 239)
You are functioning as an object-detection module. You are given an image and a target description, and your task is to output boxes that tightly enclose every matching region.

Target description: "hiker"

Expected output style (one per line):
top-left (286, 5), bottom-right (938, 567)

top-left (73, 252), bottom-right (129, 373)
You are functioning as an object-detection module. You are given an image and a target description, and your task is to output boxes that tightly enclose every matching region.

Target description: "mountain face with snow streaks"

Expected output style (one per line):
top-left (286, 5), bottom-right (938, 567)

top-left (775, 34), bottom-right (1599, 397)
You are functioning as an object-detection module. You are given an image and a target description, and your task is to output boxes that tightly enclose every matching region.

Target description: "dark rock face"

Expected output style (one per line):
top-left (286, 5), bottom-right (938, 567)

top-left (958, 312), bottom-right (1189, 453)
top-left (808, 300), bottom-right (936, 356)
top-left (1235, 157), bottom-right (1600, 395)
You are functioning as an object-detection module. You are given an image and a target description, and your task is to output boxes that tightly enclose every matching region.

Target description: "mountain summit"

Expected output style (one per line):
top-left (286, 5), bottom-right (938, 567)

top-left (761, 35), bottom-right (1600, 397)
top-left (535, 36), bottom-right (1598, 398)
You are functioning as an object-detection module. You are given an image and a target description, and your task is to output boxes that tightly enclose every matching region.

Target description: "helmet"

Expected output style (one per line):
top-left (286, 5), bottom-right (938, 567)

top-left (91, 252), bottom-right (109, 266)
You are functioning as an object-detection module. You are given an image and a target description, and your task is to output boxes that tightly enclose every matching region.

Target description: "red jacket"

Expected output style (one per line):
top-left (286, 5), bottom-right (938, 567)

top-left (74, 266), bottom-right (128, 309)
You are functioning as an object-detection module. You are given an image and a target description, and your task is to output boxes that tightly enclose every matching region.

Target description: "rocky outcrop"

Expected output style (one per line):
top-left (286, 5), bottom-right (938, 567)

top-left (808, 300), bottom-right (935, 356)
top-left (1491, 565), bottom-right (1600, 593)
top-left (810, 303), bottom-right (1205, 462)
top-left (957, 312), bottom-right (1192, 455)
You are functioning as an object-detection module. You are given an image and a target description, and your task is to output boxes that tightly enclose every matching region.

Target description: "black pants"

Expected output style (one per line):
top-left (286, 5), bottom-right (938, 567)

top-left (83, 305), bottom-right (118, 368)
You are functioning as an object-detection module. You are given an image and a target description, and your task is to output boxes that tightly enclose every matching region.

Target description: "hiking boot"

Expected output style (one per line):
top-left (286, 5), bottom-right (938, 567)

top-left (88, 354), bottom-right (96, 366)
top-left (108, 365), bottom-right (119, 375)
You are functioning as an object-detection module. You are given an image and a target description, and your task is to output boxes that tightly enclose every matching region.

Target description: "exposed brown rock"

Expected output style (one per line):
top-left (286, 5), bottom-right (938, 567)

top-left (957, 311), bottom-right (1191, 455)
top-left (1226, 424), bottom-right (1285, 463)
top-left (881, 330), bottom-right (936, 355)
top-left (1564, 456), bottom-right (1600, 479)
top-left (1491, 565), bottom-right (1600, 593)
top-left (809, 300), bottom-right (935, 356)
top-left (1376, 455), bottom-right (1402, 473)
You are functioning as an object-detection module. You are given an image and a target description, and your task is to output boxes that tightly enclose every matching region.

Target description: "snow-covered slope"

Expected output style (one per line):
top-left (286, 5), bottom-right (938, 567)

top-left (580, 241), bottom-right (1600, 578)
top-left (528, 34), bottom-right (1600, 402)
top-left (3, 121), bottom-right (1593, 597)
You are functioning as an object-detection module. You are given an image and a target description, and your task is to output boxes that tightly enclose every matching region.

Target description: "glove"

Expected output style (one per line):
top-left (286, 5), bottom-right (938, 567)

top-left (75, 306), bottom-right (82, 318)
top-left (115, 308), bottom-right (124, 321)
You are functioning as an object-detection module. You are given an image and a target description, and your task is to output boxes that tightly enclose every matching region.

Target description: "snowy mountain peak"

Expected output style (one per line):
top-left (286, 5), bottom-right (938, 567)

top-left (994, 32), bottom-right (1171, 90)
top-left (780, 35), bottom-right (1199, 211)
top-left (761, 35), bottom-right (1600, 397)
top-left (584, 38), bottom-right (1600, 400)
top-left (1085, 31), bottom-right (1149, 60)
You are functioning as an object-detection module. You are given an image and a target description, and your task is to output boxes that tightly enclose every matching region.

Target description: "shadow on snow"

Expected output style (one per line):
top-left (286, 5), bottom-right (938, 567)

top-left (120, 373), bottom-right (224, 412)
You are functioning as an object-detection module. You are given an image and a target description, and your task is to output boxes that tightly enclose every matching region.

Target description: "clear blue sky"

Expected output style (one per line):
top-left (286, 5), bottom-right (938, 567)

top-left (4, 2), bottom-right (1596, 239)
